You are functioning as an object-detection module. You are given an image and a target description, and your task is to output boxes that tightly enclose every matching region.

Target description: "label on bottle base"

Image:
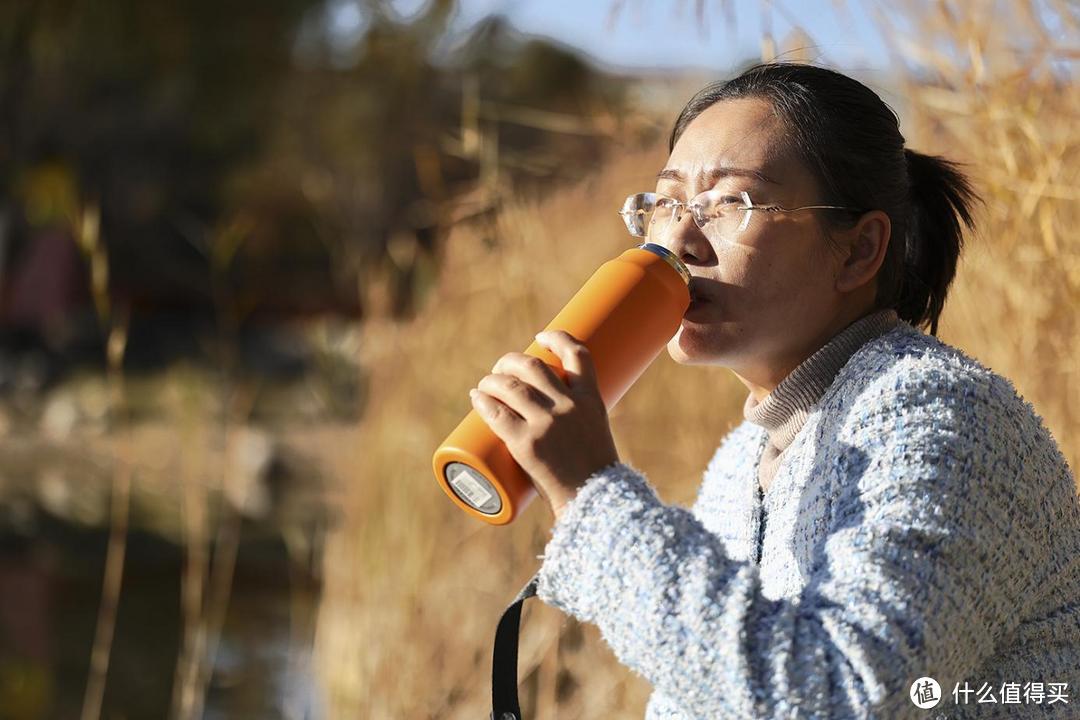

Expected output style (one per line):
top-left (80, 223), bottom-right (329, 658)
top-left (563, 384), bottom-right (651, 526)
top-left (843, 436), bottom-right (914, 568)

top-left (446, 462), bottom-right (502, 515)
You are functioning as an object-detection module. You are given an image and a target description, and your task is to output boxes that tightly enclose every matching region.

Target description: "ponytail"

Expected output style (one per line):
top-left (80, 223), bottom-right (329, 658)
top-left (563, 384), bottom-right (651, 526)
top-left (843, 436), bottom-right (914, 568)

top-left (897, 149), bottom-right (980, 337)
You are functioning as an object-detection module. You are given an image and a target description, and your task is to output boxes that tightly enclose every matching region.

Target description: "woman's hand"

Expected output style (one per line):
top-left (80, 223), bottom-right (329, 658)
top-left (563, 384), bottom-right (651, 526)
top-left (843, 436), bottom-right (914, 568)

top-left (469, 330), bottom-right (620, 521)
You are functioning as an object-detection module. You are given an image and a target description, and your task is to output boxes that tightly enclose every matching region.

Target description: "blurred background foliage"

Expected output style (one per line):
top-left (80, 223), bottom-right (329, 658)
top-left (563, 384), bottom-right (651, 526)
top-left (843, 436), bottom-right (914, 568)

top-left (0, 0), bottom-right (1076, 718)
top-left (0, 1), bottom-right (661, 717)
top-left (0, 0), bottom-right (644, 382)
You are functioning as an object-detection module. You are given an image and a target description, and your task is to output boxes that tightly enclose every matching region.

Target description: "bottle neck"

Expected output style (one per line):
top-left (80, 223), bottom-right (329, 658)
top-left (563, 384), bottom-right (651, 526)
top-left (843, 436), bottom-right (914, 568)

top-left (637, 242), bottom-right (690, 285)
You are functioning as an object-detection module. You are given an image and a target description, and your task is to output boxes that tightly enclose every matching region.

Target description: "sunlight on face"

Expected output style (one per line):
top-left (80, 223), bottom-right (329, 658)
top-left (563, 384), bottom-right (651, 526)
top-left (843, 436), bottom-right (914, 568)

top-left (660, 97), bottom-right (844, 380)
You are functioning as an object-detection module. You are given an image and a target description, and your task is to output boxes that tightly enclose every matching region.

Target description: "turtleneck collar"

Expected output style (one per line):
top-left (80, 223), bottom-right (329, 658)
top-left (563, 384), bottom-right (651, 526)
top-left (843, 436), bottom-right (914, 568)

top-left (743, 308), bottom-right (901, 451)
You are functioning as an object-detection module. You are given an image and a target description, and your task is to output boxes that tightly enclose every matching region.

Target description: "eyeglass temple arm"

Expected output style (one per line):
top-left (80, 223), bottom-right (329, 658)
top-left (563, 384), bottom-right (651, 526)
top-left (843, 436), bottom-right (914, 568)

top-left (750, 203), bottom-right (860, 212)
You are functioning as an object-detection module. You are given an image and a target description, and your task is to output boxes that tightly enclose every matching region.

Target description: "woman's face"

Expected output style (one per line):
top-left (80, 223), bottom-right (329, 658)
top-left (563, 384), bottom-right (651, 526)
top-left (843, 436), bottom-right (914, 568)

top-left (659, 96), bottom-right (855, 387)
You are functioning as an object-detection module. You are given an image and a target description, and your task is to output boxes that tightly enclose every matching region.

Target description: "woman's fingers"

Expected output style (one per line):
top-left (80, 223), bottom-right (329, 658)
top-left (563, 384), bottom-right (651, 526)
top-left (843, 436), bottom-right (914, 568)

top-left (534, 331), bottom-right (599, 396)
top-left (474, 332), bottom-right (599, 430)
top-left (468, 386), bottom-right (525, 435)
top-left (474, 371), bottom-right (552, 426)
top-left (491, 351), bottom-right (569, 405)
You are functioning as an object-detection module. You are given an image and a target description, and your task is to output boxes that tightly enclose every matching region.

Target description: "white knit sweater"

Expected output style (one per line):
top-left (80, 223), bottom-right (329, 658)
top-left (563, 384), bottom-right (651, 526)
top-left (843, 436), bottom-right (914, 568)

top-left (535, 318), bottom-right (1080, 719)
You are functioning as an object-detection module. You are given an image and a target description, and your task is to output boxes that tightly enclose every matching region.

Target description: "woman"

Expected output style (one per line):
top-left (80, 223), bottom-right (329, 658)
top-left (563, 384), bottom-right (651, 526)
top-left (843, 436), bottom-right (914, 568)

top-left (468, 63), bottom-right (1079, 719)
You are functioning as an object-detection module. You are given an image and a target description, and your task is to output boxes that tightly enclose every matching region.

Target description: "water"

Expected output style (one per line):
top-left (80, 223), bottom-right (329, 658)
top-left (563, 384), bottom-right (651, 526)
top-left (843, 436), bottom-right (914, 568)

top-left (0, 512), bottom-right (324, 719)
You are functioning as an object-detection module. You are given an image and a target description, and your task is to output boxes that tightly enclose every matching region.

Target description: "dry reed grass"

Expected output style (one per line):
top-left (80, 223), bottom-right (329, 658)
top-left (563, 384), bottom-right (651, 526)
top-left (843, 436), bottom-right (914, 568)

top-left (879, 3), bottom-right (1080, 467)
top-left (315, 2), bottom-right (1078, 718)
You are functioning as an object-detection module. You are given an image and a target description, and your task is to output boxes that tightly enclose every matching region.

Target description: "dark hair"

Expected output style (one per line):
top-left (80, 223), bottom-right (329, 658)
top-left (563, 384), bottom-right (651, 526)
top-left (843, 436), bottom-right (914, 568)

top-left (669, 62), bottom-right (980, 337)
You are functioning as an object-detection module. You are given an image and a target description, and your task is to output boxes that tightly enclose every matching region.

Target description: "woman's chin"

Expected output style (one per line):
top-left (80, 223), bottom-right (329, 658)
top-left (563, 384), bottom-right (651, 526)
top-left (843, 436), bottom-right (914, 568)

top-left (667, 324), bottom-right (718, 365)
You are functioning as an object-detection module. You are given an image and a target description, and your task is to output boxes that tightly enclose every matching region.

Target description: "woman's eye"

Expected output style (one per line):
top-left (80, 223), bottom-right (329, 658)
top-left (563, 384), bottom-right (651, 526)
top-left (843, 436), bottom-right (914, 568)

top-left (700, 197), bottom-right (741, 213)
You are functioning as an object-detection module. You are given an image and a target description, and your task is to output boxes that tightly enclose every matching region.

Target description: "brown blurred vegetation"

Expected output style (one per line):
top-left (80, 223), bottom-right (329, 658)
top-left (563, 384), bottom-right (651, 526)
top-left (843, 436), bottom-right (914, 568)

top-left (0, 1), bottom-right (657, 717)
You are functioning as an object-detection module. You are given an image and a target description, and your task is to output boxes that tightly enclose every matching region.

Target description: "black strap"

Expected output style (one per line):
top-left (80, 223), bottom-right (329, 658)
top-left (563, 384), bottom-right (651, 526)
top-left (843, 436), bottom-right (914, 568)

top-left (490, 570), bottom-right (541, 720)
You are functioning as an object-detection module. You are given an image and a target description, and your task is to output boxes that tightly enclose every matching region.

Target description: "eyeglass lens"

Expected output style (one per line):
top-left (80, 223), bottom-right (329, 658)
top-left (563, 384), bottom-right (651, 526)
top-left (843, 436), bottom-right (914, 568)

top-left (621, 193), bottom-right (750, 244)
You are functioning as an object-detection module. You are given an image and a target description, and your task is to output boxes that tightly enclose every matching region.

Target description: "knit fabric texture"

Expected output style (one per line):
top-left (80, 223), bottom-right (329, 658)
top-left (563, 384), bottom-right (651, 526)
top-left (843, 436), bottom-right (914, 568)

top-left (535, 317), bottom-right (1080, 719)
top-left (745, 308), bottom-right (901, 492)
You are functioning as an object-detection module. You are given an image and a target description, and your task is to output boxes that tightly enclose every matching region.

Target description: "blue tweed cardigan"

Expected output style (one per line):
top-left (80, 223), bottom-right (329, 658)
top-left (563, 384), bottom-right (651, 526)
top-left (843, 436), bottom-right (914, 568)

top-left (535, 319), bottom-right (1080, 719)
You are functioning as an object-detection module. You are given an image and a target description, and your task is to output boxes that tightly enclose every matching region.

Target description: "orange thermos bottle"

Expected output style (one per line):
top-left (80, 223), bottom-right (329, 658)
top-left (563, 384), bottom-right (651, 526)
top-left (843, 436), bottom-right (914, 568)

top-left (431, 242), bottom-right (691, 525)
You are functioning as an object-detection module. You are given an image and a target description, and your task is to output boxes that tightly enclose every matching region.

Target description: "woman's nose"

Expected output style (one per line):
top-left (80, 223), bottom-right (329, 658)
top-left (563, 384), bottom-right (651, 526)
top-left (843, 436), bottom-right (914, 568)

top-left (662, 212), bottom-right (711, 265)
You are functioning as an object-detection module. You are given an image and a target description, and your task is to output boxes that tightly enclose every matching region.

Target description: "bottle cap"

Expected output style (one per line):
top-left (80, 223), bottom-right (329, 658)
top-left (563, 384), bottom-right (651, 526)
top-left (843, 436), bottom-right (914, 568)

top-left (637, 242), bottom-right (691, 285)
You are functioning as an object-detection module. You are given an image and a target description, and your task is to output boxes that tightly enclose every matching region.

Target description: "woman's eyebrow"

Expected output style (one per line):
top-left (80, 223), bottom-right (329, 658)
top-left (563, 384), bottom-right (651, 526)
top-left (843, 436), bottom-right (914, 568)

top-left (656, 166), bottom-right (778, 185)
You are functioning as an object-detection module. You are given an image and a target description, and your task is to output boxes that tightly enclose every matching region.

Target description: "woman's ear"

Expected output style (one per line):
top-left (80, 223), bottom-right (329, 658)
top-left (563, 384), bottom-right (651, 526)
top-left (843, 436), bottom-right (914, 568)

top-left (835, 210), bottom-right (890, 293)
